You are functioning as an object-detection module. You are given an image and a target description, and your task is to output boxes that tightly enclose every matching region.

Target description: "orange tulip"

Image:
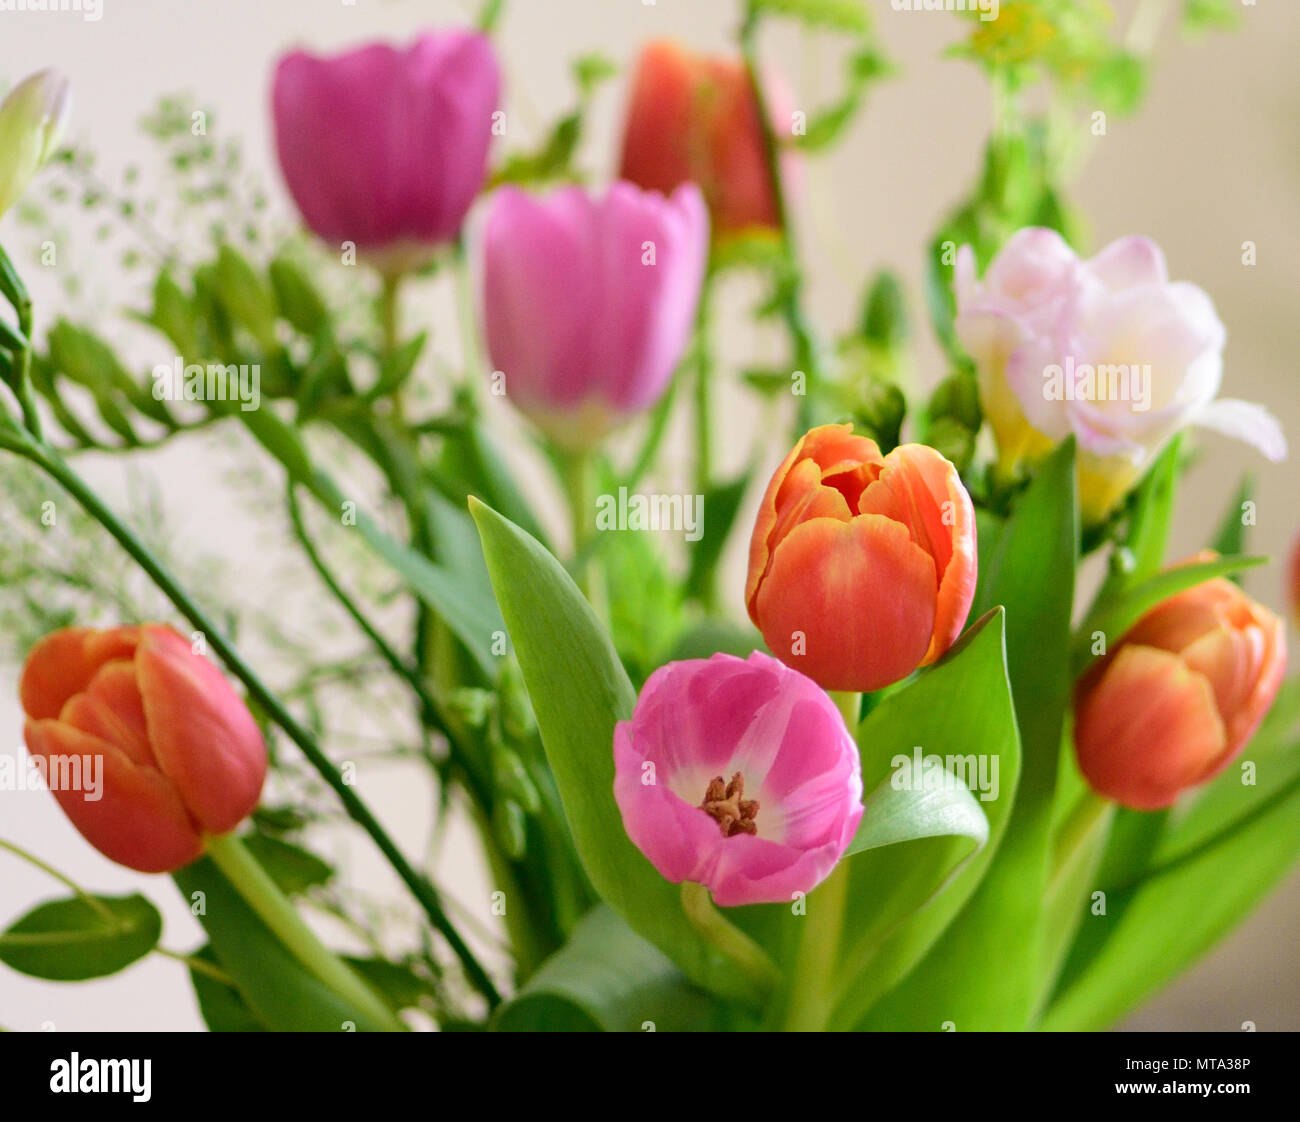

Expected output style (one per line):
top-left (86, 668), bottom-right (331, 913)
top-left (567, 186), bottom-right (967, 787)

top-left (618, 39), bottom-right (788, 239)
top-left (1074, 571), bottom-right (1286, 810)
top-left (20, 625), bottom-right (267, 873)
top-left (746, 424), bottom-right (978, 692)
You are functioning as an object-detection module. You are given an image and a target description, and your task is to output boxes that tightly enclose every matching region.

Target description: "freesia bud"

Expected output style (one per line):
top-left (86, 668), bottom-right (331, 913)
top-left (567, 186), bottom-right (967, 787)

top-left (271, 31), bottom-right (500, 275)
top-left (955, 229), bottom-right (1287, 522)
top-left (618, 39), bottom-right (793, 240)
top-left (613, 651), bottom-right (863, 906)
top-left (480, 181), bottom-right (707, 447)
top-left (746, 425), bottom-right (977, 693)
top-left (1074, 567), bottom-right (1286, 810)
top-left (0, 69), bottom-right (71, 218)
top-left (20, 626), bottom-right (267, 873)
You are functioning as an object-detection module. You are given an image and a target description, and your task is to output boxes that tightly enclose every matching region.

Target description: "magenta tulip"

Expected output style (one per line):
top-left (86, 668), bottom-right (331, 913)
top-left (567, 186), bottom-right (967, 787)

top-left (613, 651), bottom-right (863, 907)
top-left (271, 31), bottom-right (500, 274)
top-left (480, 181), bottom-right (708, 447)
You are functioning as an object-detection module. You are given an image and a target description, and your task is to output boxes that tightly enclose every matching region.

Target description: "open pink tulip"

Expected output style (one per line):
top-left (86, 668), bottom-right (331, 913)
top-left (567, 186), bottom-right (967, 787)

top-left (272, 31), bottom-right (500, 274)
top-left (480, 181), bottom-right (708, 447)
top-left (613, 651), bottom-right (863, 907)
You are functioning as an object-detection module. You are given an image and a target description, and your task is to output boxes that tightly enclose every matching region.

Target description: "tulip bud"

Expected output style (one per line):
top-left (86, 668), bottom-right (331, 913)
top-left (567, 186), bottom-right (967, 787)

top-left (0, 69), bottom-right (71, 218)
top-left (618, 39), bottom-right (793, 241)
top-left (955, 229), bottom-right (1286, 522)
top-left (20, 626), bottom-right (267, 873)
top-left (480, 180), bottom-right (707, 448)
top-left (746, 425), bottom-right (978, 692)
top-left (1074, 569), bottom-right (1286, 810)
top-left (271, 32), bottom-right (500, 275)
top-left (613, 651), bottom-right (863, 906)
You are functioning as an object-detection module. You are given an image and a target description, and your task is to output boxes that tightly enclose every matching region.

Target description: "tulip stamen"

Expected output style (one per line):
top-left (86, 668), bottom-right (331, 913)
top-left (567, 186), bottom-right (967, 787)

top-left (701, 772), bottom-right (759, 837)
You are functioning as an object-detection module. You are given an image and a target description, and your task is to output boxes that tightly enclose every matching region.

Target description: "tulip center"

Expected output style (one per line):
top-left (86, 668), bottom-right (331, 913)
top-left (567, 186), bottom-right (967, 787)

top-left (700, 772), bottom-right (759, 838)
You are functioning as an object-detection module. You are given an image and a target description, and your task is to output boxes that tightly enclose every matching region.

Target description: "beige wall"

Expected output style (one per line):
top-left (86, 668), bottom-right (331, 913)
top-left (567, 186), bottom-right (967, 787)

top-left (0, 0), bottom-right (1295, 1030)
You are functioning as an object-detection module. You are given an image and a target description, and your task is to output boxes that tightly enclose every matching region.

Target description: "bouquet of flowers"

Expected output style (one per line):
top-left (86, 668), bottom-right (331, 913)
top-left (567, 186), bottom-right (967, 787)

top-left (1, 0), bottom-right (1295, 1034)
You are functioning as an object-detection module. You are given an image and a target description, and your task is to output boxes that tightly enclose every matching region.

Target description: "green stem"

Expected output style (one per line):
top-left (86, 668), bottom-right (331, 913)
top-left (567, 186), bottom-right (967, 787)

top-left (153, 946), bottom-right (234, 986)
top-left (680, 882), bottom-right (780, 999)
top-left (1051, 789), bottom-right (1113, 880)
top-left (782, 689), bottom-right (859, 1031)
top-left (0, 837), bottom-right (118, 926)
top-left (559, 445), bottom-right (606, 621)
top-left (11, 438), bottom-right (501, 1008)
top-left (740, 3), bottom-right (820, 429)
top-left (205, 832), bottom-right (402, 1030)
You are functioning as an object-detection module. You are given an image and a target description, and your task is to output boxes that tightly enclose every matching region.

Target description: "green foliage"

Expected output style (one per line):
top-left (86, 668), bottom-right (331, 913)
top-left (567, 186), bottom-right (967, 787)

top-left (0, 894), bottom-right (161, 981)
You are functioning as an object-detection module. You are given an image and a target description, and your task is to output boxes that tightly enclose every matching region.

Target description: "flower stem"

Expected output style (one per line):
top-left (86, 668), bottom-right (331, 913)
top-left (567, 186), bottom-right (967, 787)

top-left (0, 837), bottom-right (119, 926)
top-left (204, 832), bottom-right (403, 1031)
top-left (10, 438), bottom-right (502, 1008)
top-left (559, 445), bottom-right (606, 621)
top-left (680, 882), bottom-right (780, 999)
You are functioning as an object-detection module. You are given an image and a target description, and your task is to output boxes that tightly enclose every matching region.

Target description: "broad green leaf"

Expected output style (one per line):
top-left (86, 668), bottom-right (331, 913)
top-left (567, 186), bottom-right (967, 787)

top-left (862, 438), bottom-right (1078, 1030)
top-left (470, 499), bottom-right (754, 1005)
top-left (0, 893), bottom-right (161, 981)
top-left (189, 944), bottom-right (266, 1032)
top-left (1041, 769), bottom-right (1300, 1031)
top-left (1073, 553), bottom-right (1265, 674)
top-left (492, 906), bottom-right (726, 1032)
top-left (828, 610), bottom-right (1020, 1029)
top-left (846, 760), bottom-right (988, 858)
top-left (174, 858), bottom-right (390, 1032)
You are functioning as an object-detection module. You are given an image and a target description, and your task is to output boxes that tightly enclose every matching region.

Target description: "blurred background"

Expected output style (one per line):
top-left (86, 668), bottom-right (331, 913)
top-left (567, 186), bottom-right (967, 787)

top-left (0, 0), bottom-right (1296, 1030)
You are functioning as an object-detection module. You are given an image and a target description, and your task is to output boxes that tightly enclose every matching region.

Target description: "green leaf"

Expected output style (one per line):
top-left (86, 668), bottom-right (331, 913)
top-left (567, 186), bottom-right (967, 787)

top-left (1209, 474), bottom-right (1253, 559)
top-left (685, 473), bottom-right (750, 603)
top-left (492, 906), bottom-right (726, 1032)
top-left (0, 894), bottom-right (161, 981)
top-left (268, 257), bottom-right (328, 336)
top-left (753, 0), bottom-right (872, 35)
top-left (829, 610), bottom-right (1020, 1029)
top-left (213, 245), bottom-right (278, 352)
top-left (846, 760), bottom-right (988, 858)
top-left (470, 499), bottom-right (755, 1005)
top-left (344, 957), bottom-right (438, 1013)
top-left (371, 331), bottom-right (426, 399)
top-left (174, 858), bottom-right (390, 1032)
top-left (241, 834), bottom-right (333, 895)
top-left (189, 944), bottom-right (266, 1032)
top-left (1041, 770), bottom-right (1300, 1031)
top-left (1122, 434), bottom-right (1182, 585)
top-left (863, 438), bottom-right (1079, 1030)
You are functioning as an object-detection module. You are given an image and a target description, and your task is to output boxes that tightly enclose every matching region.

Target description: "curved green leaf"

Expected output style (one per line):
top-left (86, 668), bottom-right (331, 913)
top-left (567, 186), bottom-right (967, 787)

top-left (470, 499), bottom-right (755, 1005)
top-left (493, 907), bottom-right (725, 1032)
top-left (0, 893), bottom-right (161, 981)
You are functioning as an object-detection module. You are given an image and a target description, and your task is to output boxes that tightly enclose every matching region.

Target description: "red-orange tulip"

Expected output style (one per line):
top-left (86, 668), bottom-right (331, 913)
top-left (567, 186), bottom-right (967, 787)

top-left (618, 39), bottom-right (787, 239)
top-left (1074, 571), bottom-right (1286, 810)
top-left (20, 625), bottom-right (267, 873)
top-left (746, 425), bottom-right (978, 692)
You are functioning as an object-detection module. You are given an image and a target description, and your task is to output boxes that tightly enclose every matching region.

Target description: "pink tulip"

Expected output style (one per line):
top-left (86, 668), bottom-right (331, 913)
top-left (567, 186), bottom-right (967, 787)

top-left (613, 651), bottom-right (863, 907)
top-left (271, 31), bottom-right (500, 273)
top-left (480, 181), bottom-right (708, 447)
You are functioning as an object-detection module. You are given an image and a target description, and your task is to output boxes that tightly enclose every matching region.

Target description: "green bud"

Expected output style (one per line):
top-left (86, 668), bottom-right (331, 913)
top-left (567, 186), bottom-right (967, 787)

top-left (0, 70), bottom-right (71, 217)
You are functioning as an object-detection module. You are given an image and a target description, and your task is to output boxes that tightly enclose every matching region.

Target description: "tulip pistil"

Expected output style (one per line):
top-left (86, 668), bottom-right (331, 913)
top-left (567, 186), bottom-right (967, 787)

top-left (701, 772), bottom-right (759, 837)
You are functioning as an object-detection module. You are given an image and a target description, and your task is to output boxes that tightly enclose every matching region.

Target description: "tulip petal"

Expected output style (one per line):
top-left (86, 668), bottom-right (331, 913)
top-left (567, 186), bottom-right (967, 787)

top-left (59, 661), bottom-right (155, 768)
top-left (19, 627), bottom-right (141, 720)
top-left (755, 514), bottom-right (936, 692)
top-left (1074, 645), bottom-right (1226, 810)
top-left (135, 626), bottom-right (266, 835)
top-left (23, 719), bottom-right (202, 874)
top-left (1193, 398), bottom-right (1288, 462)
